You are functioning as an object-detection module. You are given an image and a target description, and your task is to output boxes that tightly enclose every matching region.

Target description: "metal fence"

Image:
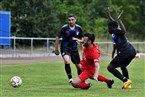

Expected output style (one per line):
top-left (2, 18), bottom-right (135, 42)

top-left (0, 37), bottom-right (145, 58)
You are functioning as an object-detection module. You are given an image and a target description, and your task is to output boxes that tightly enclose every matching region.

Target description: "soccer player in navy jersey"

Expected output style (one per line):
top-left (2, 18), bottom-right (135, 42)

top-left (54, 14), bottom-right (83, 83)
top-left (106, 10), bottom-right (136, 89)
top-left (71, 33), bottom-right (114, 89)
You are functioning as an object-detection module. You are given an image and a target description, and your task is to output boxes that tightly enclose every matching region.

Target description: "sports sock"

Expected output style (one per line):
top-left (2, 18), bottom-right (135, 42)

top-left (65, 64), bottom-right (72, 79)
top-left (74, 82), bottom-right (90, 89)
top-left (122, 77), bottom-right (128, 82)
top-left (98, 75), bottom-right (110, 84)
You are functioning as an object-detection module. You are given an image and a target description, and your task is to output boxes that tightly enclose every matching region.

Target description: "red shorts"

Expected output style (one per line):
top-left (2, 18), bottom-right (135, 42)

top-left (78, 68), bottom-right (95, 81)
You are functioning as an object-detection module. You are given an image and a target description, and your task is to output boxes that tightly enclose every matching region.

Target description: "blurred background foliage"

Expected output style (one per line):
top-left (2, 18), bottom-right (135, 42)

top-left (0, 0), bottom-right (145, 41)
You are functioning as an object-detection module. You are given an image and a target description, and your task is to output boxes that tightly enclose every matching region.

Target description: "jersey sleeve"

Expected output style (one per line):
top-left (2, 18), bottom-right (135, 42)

top-left (57, 28), bottom-right (64, 38)
top-left (93, 48), bottom-right (100, 64)
top-left (79, 27), bottom-right (83, 39)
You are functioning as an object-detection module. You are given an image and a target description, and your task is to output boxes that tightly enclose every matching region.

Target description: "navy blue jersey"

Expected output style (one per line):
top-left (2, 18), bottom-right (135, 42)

top-left (112, 29), bottom-right (134, 52)
top-left (57, 24), bottom-right (83, 51)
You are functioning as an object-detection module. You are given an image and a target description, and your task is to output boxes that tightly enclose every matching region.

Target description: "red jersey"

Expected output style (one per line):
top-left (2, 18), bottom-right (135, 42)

top-left (80, 43), bottom-right (100, 70)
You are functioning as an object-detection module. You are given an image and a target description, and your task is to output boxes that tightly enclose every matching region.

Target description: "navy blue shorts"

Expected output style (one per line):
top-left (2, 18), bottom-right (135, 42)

top-left (110, 49), bottom-right (136, 68)
top-left (60, 47), bottom-right (80, 64)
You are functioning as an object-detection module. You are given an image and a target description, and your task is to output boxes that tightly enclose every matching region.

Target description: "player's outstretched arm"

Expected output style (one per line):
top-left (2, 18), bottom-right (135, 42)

top-left (93, 63), bottom-right (100, 81)
top-left (117, 10), bottom-right (126, 34)
top-left (106, 8), bottom-right (115, 21)
top-left (72, 37), bottom-right (83, 44)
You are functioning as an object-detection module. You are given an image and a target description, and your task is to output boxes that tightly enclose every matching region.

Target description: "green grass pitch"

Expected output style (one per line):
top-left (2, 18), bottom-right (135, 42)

top-left (0, 59), bottom-right (145, 97)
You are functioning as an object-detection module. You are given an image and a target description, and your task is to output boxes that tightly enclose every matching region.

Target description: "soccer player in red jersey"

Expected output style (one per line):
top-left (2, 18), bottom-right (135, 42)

top-left (71, 33), bottom-right (114, 89)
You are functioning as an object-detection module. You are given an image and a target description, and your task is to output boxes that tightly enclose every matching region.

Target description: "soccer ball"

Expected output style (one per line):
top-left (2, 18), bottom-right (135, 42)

top-left (10, 76), bottom-right (22, 88)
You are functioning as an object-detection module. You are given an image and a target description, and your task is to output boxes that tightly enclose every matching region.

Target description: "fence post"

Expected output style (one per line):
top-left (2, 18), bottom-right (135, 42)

top-left (46, 38), bottom-right (49, 53)
top-left (137, 43), bottom-right (139, 53)
top-left (13, 37), bottom-right (16, 57)
top-left (31, 38), bottom-right (33, 56)
top-left (106, 43), bottom-right (109, 54)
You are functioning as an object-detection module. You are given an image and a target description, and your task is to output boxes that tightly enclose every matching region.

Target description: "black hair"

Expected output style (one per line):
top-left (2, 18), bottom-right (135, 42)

top-left (108, 21), bottom-right (118, 28)
top-left (84, 33), bottom-right (95, 43)
top-left (68, 14), bottom-right (76, 18)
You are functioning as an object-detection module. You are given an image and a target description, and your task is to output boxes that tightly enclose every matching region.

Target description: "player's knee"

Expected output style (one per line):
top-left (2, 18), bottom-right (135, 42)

top-left (107, 64), bottom-right (113, 72)
top-left (63, 55), bottom-right (70, 63)
top-left (71, 81), bottom-right (78, 88)
top-left (64, 61), bottom-right (70, 64)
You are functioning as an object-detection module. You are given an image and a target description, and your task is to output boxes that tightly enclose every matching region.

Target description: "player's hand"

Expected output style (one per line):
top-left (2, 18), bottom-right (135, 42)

top-left (72, 37), bottom-right (83, 44)
top-left (105, 8), bottom-right (115, 21)
top-left (72, 37), bottom-right (78, 41)
top-left (105, 7), bottom-right (111, 16)
top-left (93, 75), bottom-right (98, 81)
top-left (54, 49), bottom-right (59, 55)
top-left (117, 10), bottom-right (124, 20)
top-left (93, 76), bottom-right (98, 81)
top-left (106, 9), bottom-right (110, 15)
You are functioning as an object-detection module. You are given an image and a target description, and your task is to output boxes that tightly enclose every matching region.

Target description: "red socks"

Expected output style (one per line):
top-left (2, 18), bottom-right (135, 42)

top-left (74, 82), bottom-right (90, 89)
top-left (98, 75), bottom-right (110, 84)
top-left (73, 75), bottom-right (110, 89)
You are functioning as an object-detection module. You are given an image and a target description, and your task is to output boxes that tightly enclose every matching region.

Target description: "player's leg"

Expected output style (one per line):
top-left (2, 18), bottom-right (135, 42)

top-left (71, 50), bottom-right (82, 75)
top-left (107, 54), bottom-right (128, 82)
top-left (71, 77), bottom-right (81, 87)
top-left (75, 64), bottom-right (82, 75)
top-left (107, 63), bottom-right (132, 89)
top-left (63, 55), bottom-right (72, 82)
top-left (121, 66), bottom-right (129, 79)
top-left (107, 64), bottom-right (128, 82)
top-left (121, 51), bottom-right (136, 89)
top-left (71, 77), bottom-right (92, 89)
top-left (61, 48), bottom-right (72, 82)
top-left (71, 70), bottom-right (92, 89)
top-left (120, 66), bottom-right (132, 88)
top-left (107, 53), bottom-right (133, 89)
top-left (97, 75), bottom-right (114, 88)
top-left (121, 50), bottom-right (136, 79)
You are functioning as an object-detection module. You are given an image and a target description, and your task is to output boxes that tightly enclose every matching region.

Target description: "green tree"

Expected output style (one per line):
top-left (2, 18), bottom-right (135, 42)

top-left (0, 0), bottom-right (144, 41)
top-left (0, 0), bottom-right (60, 37)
